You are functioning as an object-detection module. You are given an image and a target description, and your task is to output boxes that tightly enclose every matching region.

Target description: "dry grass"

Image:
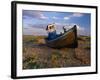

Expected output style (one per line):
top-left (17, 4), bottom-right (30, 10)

top-left (23, 35), bottom-right (91, 69)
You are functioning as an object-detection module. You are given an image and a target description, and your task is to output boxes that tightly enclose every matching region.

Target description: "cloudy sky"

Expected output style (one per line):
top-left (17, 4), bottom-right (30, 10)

top-left (23, 10), bottom-right (91, 36)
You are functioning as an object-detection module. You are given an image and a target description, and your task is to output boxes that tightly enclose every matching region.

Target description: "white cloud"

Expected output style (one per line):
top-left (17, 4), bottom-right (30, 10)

top-left (72, 13), bottom-right (84, 17)
top-left (40, 14), bottom-right (48, 19)
top-left (64, 16), bottom-right (70, 20)
top-left (63, 13), bottom-right (83, 20)
top-left (76, 25), bottom-right (84, 31)
top-left (23, 10), bottom-right (48, 20)
top-left (52, 16), bottom-right (58, 19)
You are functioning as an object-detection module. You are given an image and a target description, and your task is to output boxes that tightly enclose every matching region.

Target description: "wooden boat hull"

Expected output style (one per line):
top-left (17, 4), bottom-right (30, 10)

top-left (45, 25), bottom-right (78, 48)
